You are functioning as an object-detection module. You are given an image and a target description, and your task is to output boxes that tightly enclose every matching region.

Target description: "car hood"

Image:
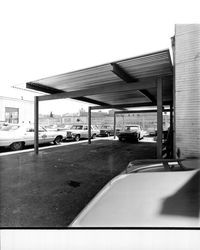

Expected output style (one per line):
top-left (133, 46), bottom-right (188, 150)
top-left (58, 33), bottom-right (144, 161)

top-left (71, 159), bottom-right (200, 227)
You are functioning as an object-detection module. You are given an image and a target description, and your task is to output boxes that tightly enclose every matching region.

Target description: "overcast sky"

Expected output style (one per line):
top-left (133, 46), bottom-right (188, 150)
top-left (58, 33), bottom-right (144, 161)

top-left (1, 0), bottom-right (199, 115)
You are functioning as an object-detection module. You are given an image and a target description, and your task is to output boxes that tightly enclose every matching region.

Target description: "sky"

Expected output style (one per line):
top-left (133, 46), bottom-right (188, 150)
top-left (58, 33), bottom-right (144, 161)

top-left (1, 0), bottom-right (199, 115)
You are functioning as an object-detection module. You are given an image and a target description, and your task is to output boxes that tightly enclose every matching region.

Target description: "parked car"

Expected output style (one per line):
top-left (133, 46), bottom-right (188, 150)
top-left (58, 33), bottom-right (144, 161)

top-left (98, 125), bottom-right (114, 137)
top-left (70, 158), bottom-right (200, 227)
top-left (0, 123), bottom-right (66, 151)
top-left (98, 125), bottom-right (121, 137)
top-left (57, 124), bottom-right (72, 131)
top-left (65, 124), bottom-right (100, 141)
top-left (0, 121), bottom-right (9, 129)
top-left (147, 127), bottom-right (157, 136)
top-left (117, 125), bottom-right (144, 142)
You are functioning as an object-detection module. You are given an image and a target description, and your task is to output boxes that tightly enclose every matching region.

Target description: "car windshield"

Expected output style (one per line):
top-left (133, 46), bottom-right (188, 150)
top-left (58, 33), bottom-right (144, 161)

top-left (71, 125), bottom-right (83, 130)
top-left (0, 124), bottom-right (20, 131)
top-left (125, 126), bottom-right (139, 131)
top-left (101, 126), bottom-right (111, 129)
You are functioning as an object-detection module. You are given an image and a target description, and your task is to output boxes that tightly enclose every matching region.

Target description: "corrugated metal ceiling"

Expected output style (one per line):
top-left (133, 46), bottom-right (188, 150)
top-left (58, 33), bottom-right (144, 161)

top-left (26, 49), bottom-right (173, 107)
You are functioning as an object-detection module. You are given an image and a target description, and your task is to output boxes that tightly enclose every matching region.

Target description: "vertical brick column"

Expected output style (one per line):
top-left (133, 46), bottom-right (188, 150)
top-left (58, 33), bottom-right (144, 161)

top-left (175, 24), bottom-right (200, 158)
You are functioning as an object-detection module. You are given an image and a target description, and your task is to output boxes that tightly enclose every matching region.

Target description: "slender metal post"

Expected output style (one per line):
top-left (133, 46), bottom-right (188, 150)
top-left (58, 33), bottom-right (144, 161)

top-left (170, 104), bottom-right (173, 131)
top-left (88, 107), bottom-right (91, 144)
top-left (114, 112), bottom-right (116, 139)
top-left (169, 103), bottom-right (173, 158)
top-left (157, 78), bottom-right (163, 158)
top-left (34, 96), bottom-right (39, 154)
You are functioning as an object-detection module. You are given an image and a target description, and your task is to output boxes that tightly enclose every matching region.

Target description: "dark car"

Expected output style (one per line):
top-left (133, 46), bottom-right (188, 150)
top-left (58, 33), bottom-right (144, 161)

top-left (117, 125), bottom-right (144, 142)
top-left (99, 125), bottom-right (114, 137)
top-left (98, 126), bottom-right (121, 137)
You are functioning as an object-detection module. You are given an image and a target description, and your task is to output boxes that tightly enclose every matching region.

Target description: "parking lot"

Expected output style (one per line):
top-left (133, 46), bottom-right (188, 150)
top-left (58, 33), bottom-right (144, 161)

top-left (0, 137), bottom-right (156, 227)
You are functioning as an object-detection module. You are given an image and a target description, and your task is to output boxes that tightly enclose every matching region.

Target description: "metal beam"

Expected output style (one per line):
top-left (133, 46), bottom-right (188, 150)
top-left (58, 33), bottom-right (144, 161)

top-left (111, 63), bottom-right (138, 83)
top-left (111, 63), bottom-right (156, 105)
top-left (26, 82), bottom-right (63, 94)
top-left (157, 78), bottom-right (163, 158)
top-left (76, 97), bottom-right (109, 106)
top-left (139, 89), bottom-right (157, 104)
top-left (34, 96), bottom-right (39, 155)
top-left (27, 82), bottom-right (109, 106)
top-left (91, 101), bottom-right (171, 110)
top-left (115, 109), bottom-right (170, 115)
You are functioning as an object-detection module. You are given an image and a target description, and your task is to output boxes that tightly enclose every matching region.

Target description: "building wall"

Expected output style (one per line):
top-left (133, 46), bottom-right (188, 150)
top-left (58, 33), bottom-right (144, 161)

top-left (0, 96), bottom-right (34, 123)
top-left (175, 24), bottom-right (200, 158)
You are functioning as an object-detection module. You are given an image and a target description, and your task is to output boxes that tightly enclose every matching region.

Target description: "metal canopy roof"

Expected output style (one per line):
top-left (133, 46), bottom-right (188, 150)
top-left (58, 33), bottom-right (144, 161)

top-left (26, 49), bottom-right (173, 108)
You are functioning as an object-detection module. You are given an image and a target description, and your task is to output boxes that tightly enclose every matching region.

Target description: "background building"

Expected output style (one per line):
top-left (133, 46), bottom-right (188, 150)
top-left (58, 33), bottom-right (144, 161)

top-left (0, 96), bottom-right (34, 124)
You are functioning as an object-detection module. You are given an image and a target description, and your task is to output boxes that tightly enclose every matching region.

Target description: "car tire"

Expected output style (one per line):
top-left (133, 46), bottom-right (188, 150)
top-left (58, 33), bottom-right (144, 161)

top-left (74, 135), bottom-right (80, 141)
top-left (10, 142), bottom-right (24, 151)
top-left (91, 134), bottom-right (96, 139)
top-left (53, 136), bottom-right (62, 145)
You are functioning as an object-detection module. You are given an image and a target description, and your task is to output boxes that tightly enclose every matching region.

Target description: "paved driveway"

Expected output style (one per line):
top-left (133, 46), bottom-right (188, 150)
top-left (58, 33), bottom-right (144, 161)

top-left (0, 138), bottom-right (156, 227)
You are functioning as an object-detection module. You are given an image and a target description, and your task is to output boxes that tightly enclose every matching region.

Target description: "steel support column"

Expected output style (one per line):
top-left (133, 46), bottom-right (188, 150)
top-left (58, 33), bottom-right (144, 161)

top-left (170, 103), bottom-right (174, 158)
top-left (88, 107), bottom-right (91, 144)
top-left (114, 112), bottom-right (116, 139)
top-left (157, 78), bottom-right (163, 158)
top-left (34, 96), bottom-right (39, 154)
top-left (170, 104), bottom-right (173, 132)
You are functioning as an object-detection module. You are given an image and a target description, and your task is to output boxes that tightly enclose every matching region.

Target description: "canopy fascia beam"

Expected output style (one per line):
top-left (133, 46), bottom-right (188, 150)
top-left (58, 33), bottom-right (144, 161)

top-left (26, 82), bottom-right (109, 106)
top-left (26, 82), bottom-right (63, 94)
top-left (90, 101), bottom-right (171, 110)
top-left (91, 103), bottom-right (155, 110)
top-left (114, 108), bottom-right (170, 115)
top-left (111, 63), bottom-right (138, 83)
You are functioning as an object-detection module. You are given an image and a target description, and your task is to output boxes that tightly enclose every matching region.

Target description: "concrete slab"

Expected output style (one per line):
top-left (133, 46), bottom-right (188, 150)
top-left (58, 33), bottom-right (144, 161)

top-left (0, 138), bottom-right (156, 227)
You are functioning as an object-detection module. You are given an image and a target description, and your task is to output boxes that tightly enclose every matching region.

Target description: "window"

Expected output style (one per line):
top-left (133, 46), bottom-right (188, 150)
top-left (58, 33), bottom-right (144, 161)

top-left (5, 107), bottom-right (19, 124)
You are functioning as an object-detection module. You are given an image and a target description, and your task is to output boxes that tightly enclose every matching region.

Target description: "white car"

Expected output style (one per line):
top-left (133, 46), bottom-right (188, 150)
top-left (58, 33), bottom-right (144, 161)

top-left (0, 123), bottom-right (66, 151)
top-left (65, 124), bottom-right (100, 141)
top-left (70, 158), bottom-right (200, 227)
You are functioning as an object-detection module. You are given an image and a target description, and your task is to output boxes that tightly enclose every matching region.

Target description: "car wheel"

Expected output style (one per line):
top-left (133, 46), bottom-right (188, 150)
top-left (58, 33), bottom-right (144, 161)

top-left (10, 142), bottom-right (24, 151)
top-left (74, 135), bottom-right (80, 141)
top-left (54, 136), bottom-right (62, 145)
top-left (91, 134), bottom-right (96, 139)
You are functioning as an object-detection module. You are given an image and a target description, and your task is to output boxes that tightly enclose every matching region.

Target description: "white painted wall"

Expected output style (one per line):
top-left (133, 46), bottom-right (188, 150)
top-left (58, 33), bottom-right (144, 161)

top-left (175, 24), bottom-right (200, 158)
top-left (0, 96), bottom-right (34, 123)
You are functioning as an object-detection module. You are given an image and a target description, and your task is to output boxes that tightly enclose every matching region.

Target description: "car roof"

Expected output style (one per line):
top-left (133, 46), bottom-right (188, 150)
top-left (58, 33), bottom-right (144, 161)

top-left (71, 159), bottom-right (200, 227)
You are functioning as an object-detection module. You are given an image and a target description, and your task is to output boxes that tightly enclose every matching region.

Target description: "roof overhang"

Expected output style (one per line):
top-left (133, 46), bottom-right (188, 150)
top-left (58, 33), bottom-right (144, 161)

top-left (26, 49), bottom-right (173, 108)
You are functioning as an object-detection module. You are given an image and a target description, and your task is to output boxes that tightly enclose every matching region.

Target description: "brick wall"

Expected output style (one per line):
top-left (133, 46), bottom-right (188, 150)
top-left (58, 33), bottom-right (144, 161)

top-left (175, 24), bottom-right (200, 158)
